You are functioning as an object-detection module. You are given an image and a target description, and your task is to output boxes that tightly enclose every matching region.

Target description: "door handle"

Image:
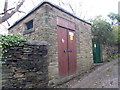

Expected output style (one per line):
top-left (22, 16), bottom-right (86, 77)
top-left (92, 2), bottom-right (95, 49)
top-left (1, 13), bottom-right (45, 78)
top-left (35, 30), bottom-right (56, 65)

top-left (64, 50), bottom-right (72, 52)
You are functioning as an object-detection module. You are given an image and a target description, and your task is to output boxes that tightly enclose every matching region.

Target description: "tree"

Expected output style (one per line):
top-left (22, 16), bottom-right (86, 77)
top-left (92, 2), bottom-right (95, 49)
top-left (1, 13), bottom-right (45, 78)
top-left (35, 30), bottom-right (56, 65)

top-left (108, 13), bottom-right (120, 44)
top-left (108, 12), bottom-right (120, 25)
top-left (89, 16), bottom-right (113, 44)
top-left (0, 0), bottom-right (25, 24)
top-left (58, 0), bottom-right (85, 18)
top-left (112, 25), bottom-right (120, 44)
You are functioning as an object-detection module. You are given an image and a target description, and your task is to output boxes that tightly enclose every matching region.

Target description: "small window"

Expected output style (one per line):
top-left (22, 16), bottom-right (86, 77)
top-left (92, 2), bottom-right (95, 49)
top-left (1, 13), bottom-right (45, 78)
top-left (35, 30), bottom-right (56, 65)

top-left (26, 20), bottom-right (33, 30)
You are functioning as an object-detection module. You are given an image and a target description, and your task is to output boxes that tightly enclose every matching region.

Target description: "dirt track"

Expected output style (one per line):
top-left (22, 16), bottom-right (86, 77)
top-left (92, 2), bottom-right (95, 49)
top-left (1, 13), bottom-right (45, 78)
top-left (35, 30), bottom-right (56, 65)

top-left (70, 58), bottom-right (119, 88)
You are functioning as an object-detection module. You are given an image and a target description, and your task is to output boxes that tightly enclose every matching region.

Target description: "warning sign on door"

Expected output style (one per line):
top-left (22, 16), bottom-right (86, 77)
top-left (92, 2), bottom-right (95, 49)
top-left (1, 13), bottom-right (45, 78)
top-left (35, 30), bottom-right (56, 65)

top-left (69, 32), bottom-right (74, 40)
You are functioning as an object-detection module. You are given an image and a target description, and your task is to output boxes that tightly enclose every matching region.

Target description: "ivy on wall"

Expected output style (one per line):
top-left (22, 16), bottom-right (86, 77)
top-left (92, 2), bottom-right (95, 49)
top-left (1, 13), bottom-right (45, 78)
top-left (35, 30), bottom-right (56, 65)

top-left (0, 34), bottom-right (27, 54)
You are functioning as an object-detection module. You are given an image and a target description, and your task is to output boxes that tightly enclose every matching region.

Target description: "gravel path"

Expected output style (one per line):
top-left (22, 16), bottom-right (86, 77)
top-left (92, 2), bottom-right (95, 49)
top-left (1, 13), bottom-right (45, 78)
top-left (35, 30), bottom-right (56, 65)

top-left (71, 58), bottom-right (119, 88)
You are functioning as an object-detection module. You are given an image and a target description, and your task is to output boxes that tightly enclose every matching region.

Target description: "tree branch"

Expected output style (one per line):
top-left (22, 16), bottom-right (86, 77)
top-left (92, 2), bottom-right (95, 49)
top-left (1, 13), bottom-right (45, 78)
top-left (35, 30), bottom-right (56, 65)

top-left (0, 0), bottom-right (25, 24)
top-left (6, 20), bottom-right (10, 26)
top-left (68, 3), bottom-right (76, 15)
top-left (18, 10), bottom-right (26, 14)
top-left (4, 0), bottom-right (8, 14)
top-left (0, 7), bottom-right (15, 15)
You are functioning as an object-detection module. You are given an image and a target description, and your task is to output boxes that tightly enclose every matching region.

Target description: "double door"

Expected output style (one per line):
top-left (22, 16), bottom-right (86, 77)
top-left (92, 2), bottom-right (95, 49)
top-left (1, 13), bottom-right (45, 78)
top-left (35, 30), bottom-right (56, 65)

top-left (57, 26), bottom-right (77, 77)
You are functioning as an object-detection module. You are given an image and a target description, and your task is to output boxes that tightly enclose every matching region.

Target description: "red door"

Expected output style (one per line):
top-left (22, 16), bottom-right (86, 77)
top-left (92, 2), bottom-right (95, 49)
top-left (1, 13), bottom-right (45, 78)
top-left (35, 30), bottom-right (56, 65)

top-left (68, 30), bottom-right (77, 75)
top-left (57, 26), bottom-right (77, 77)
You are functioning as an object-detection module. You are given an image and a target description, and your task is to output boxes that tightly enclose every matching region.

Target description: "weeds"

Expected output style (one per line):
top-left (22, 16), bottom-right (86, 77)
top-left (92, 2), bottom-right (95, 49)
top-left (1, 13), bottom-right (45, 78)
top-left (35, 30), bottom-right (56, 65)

top-left (107, 68), bottom-right (113, 72)
top-left (107, 54), bottom-right (120, 62)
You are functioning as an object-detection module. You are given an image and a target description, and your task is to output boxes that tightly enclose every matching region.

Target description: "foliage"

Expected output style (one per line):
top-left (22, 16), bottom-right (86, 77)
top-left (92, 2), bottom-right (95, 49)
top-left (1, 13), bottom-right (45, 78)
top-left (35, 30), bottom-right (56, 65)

top-left (0, 34), bottom-right (27, 54)
top-left (108, 12), bottom-right (120, 25)
top-left (89, 16), bottom-right (113, 44)
top-left (89, 15), bottom-right (106, 23)
top-left (108, 13), bottom-right (118, 21)
top-left (107, 53), bottom-right (120, 62)
top-left (89, 14), bottom-right (120, 44)
top-left (111, 25), bottom-right (120, 44)
top-left (107, 12), bottom-right (120, 44)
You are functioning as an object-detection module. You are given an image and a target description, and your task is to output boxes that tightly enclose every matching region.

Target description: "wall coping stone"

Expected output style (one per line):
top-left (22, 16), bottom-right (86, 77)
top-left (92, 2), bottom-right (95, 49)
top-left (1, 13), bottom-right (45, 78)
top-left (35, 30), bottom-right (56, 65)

top-left (24, 41), bottom-right (48, 46)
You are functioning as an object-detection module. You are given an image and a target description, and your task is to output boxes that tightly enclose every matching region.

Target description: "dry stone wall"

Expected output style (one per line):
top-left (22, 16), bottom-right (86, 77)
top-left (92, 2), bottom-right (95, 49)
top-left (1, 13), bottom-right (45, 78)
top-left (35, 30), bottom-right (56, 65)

top-left (2, 41), bottom-right (49, 88)
top-left (101, 44), bottom-right (118, 61)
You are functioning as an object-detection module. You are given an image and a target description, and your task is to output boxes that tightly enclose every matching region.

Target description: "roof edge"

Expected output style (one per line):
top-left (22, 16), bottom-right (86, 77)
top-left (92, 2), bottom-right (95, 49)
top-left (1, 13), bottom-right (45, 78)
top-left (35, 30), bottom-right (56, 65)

top-left (8, 1), bottom-right (91, 30)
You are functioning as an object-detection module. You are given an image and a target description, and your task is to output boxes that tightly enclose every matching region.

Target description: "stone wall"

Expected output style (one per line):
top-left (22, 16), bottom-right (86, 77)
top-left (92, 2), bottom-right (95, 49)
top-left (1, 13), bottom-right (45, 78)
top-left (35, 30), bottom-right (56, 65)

top-left (101, 44), bottom-right (118, 61)
top-left (8, 2), bottom-right (93, 86)
top-left (2, 41), bottom-right (49, 88)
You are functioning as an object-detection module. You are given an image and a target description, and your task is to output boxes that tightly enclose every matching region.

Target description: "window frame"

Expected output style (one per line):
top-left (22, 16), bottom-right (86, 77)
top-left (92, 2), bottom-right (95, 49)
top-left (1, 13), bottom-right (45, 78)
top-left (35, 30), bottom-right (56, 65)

top-left (26, 20), bottom-right (33, 30)
top-left (23, 19), bottom-right (34, 34)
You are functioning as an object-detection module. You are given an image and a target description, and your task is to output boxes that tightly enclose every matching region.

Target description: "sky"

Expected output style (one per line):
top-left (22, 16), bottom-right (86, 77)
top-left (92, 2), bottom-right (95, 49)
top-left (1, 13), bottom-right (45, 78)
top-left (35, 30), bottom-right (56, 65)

top-left (0, 0), bottom-right (119, 34)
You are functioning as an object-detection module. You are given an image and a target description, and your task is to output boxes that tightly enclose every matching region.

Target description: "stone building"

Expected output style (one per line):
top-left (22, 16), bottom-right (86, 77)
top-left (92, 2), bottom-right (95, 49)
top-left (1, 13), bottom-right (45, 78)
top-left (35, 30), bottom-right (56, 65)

top-left (8, 1), bottom-right (93, 86)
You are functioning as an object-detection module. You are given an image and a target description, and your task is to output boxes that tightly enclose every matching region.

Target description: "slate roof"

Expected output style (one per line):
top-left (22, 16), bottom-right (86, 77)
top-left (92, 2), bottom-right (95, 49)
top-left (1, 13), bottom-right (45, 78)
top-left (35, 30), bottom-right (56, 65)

top-left (8, 1), bottom-right (91, 30)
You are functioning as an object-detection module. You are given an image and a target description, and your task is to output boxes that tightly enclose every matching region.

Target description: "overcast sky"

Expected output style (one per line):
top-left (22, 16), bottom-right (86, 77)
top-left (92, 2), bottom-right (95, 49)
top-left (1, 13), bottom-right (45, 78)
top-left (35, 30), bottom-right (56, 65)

top-left (0, 0), bottom-right (119, 34)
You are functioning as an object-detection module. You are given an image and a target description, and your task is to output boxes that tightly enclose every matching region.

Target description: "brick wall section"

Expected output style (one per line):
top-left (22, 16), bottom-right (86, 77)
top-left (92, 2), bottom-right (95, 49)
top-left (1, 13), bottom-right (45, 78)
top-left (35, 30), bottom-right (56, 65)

top-left (9, 3), bottom-right (93, 86)
top-left (2, 41), bottom-right (49, 88)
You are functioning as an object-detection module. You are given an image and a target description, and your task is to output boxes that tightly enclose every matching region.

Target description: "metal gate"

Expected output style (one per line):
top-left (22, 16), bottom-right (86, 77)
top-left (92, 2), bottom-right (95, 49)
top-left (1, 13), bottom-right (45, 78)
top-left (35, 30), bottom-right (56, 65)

top-left (92, 42), bottom-right (102, 63)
